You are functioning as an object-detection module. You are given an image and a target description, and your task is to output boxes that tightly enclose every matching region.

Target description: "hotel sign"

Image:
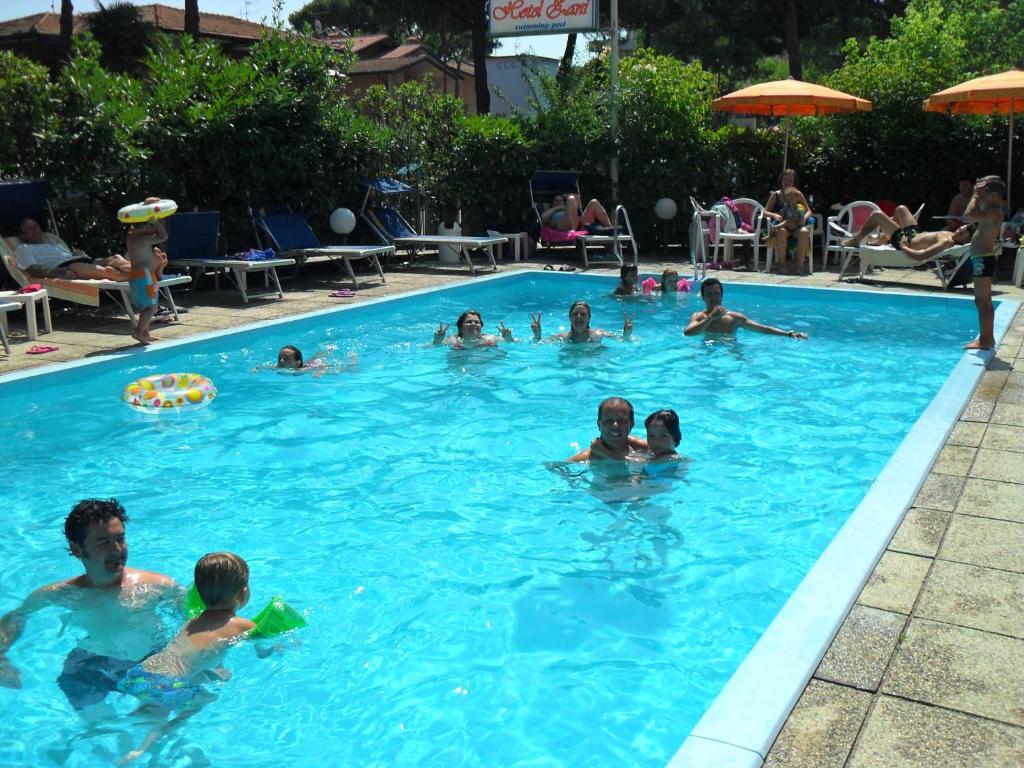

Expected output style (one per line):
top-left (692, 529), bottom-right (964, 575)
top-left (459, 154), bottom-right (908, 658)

top-left (489, 0), bottom-right (598, 37)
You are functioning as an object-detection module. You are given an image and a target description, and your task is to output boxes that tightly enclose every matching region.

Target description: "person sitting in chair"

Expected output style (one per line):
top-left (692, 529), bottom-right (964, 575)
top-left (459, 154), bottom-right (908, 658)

top-left (541, 193), bottom-right (612, 233)
top-left (12, 217), bottom-right (133, 280)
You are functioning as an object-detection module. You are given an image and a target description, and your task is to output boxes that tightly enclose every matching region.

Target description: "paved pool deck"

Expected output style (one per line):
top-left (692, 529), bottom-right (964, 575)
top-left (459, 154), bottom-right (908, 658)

top-left (1, 255), bottom-right (1022, 767)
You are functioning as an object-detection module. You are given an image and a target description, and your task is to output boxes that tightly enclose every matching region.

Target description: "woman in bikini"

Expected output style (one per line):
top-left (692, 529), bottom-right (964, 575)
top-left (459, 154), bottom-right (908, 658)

top-left (541, 193), bottom-right (612, 232)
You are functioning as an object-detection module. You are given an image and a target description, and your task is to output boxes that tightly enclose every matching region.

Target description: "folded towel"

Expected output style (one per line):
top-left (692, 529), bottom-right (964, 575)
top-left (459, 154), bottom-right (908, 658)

top-left (18, 283), bottom-right (43, 294)
top-left (540, 226), bottom-right (588, 242)
top-left (230, 248), bottom-right (277, 261)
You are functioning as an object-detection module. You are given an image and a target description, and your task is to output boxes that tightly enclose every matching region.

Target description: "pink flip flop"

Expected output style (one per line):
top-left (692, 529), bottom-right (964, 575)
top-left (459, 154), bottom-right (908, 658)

top-left (329, 289), bottom-right (355, 298)
top-left (26, 345), bottom-right (59, 355)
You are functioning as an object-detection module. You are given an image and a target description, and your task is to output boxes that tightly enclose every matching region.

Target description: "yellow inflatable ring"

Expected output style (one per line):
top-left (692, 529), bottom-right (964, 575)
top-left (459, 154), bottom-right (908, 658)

top-left (117, 199), bottom-right (178, 224)
top-left (122, 373), bottom-right (216, 413)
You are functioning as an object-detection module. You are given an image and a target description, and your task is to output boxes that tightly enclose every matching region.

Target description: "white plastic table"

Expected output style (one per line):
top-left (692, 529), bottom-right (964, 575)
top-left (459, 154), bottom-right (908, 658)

top-left (0, 288), bottom-right (52, 340)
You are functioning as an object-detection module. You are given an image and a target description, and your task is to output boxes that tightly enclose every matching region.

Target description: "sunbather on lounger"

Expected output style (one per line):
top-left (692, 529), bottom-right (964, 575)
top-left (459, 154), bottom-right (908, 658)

top-left (14, 217), bottom-right (132, 279)
top-left (541, 193), bottom-right (612, 232)
top-left (841, 205), bottom-right (973, 260)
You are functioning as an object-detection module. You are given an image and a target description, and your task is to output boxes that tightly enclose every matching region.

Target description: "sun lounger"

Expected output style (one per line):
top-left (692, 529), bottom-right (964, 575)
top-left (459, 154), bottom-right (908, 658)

top-left (251, 209), bottom-right (391, 288)
top-left (529, 170), bottom-right (638, 268)
top-left (841, 243), bottom-right (971, 289)
top-left (359, 178), bottom-right (506, 274)
top-left (165, 211), bottom-right (295, 303)
top-left (1, 240), bottom-right (190, 323)
top-left (0, 300), bottom-right (19, 353)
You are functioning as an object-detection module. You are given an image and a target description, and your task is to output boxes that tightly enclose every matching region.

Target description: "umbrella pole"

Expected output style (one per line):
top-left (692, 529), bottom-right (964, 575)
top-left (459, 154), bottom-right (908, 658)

top-left (1008, 104), bottom-right (1014, 211)
top-left (782, 114), bottom-right (791, 171)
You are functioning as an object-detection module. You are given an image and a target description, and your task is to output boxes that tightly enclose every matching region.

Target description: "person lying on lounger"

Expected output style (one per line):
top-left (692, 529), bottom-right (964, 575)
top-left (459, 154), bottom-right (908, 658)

top-left (541, 193), bottom-right (612, 232)
top-left (841, 206), bottom-right (974, 261)
top-left (13, 217), bottom-right (133, 279)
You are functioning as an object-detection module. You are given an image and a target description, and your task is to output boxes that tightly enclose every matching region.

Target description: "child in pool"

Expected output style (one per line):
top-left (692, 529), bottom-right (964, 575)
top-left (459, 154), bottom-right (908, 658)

top-left (117, 552), bottom-right (257, 764)
top-left (644, 409), bottom-right (683, 463)
top-left (660, 268), bottom-right (680, 292)
top-left (613, 264), bottom-right (639, 296)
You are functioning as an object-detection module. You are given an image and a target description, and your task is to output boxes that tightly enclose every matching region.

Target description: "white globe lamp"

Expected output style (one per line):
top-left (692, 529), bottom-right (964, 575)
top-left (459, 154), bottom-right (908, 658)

top-left (654, 197), bottom-right (678, 221)
top-left (329, 207), bottom-right (356, 235)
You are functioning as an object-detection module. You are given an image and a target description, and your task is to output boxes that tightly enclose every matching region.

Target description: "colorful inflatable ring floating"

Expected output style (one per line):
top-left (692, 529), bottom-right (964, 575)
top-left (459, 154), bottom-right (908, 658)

top-left (121, 373), bottom-right (216, 413)
top-left (117, 199), bottom-right (178, 224)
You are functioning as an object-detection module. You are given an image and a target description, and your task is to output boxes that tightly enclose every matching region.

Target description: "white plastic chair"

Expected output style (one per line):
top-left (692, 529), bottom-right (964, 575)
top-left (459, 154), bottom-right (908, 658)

top-left (825, 201), bottom-right (881, 273)
top-left (711, 198), bottom-right (764, 269)
top-left (761, 212), bottom-right (821, 274)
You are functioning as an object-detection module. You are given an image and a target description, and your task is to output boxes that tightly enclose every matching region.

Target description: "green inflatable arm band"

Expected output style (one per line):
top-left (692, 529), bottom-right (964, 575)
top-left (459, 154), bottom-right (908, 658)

top-left (183, 585), bottom-right (305, 637)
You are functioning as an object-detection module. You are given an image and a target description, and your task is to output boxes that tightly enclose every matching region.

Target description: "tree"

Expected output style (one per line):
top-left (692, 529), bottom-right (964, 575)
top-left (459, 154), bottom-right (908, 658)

top-left (184, 0), bottom-right (199, 37)
top-left (778, 0), bottom-right (802, 79)
top-left (60, 0), bottom-right (74, 62)
top-left (89, 1), bottom-right (151, 74)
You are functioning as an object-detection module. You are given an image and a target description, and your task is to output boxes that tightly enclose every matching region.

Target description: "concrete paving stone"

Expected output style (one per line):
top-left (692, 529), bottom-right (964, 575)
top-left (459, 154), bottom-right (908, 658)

top-left (948, 420), bottom-right (987, 447)
top-left (957, 478), bottom-right (1024, 523)
top-left (764, 679), bottom-right (872, 768)
top-left (998, 385), bottom-right (1024, 405)
top-left (939, 514), bottom-right (1024, 572)
top-left (931, 445), bottom-right (977, 476)
top-left (814, 605), bottom-right (906, 691)
top-left (912, 473), bottom-right (965, 512)
top-left (974, 370), bottom-right (1010, 401)
top-left (858, 551), bottom-right (933, 614)
top-left (969, 447), bottom-right (1024, 483)
top-left (882, 619), bottom-right (1024, 726)
top-left (888, 508), bottom-right (951, 557)
top-left (917, 559), bottom-right (1024, 639)
top-left (847, 695), bottom-right (1024, 768)
top-left (980, 424), bottom-right (1024, 452)
top-left (1008, 371), bottom-right (1024, 387)
top-left (991, 402), bottom-right (1024, 426)
top-left (960, 398), bottom-right (996, 422)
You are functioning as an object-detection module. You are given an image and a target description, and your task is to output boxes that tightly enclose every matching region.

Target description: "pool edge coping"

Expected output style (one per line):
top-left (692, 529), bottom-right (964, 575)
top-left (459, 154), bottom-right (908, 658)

top-left (667, 297), bottom-right (1021, 767)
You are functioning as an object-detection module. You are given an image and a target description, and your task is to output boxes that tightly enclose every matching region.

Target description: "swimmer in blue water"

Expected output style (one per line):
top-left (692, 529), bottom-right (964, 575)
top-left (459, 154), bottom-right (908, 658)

top-left (612, 264), bottom-right (639, 296)
top-left (432, 310), bottom-right (514, 348)
top-left (532, 301), bottom-right (633, 343)
top-left (118, 552), bottom-right (259, 763)
top-left (0, 499), bottom-right (176, 704)
top-left (644, 409), bottom-right (683, 463)
top-left (684, 278), bottom-right (807, 339)
top-left (567, 397), bottom-right (648, 462)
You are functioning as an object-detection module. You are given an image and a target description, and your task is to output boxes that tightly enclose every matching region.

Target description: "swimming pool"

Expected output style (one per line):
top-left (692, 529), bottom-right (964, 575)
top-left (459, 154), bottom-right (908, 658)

top-left (0, 273), bottom-right (1012, 767)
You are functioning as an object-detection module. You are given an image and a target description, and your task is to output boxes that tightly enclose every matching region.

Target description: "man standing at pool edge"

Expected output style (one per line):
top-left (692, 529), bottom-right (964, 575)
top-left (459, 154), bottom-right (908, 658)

top-left (0, 498), bottom-right (177, 708)
top-left (685, 278), bottom-right (808, 338)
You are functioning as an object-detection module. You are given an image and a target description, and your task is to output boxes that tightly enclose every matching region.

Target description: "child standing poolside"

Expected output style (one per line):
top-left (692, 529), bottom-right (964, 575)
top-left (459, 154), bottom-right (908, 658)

top-left (644, 409), bottom-right (683, 463)
top-left (117, 552), bottom-right (256, 764)
top-left (125, 201), bottom-right (168, 345)
top-left (962, 176), bottom-right (1005, 350)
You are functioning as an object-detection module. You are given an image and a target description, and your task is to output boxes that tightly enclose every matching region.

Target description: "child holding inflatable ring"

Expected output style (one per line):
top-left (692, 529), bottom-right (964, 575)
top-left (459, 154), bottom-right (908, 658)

top-left (123, 198), bottom-right (169, 345)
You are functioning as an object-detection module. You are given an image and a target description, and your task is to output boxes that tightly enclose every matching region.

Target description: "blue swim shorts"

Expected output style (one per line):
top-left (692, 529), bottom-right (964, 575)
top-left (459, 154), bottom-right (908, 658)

top-left (118, 665), bottom-right (197, 711)
top-left (127, 269), bottom-right (158, 310)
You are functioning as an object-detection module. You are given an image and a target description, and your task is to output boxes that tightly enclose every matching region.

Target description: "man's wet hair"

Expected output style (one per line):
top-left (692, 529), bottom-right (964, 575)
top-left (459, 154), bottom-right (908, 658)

top-left (700, 277), bottom-right (723, 297)
top-left (598, 396), bottom-right (634, 423)
top-left (64, 499), bottom-right (128, 555)
top-left (456, 310), bottom-right (482, 336)
top-left (619, 264), bottom-right (638, 280)
top-left (979, 175), bottom-right (1005, 199)
top-left (195, 552), bottom-right (249, 608)
top-left (278, 345), bottom-right (303, 366)
top-left (645, 409), bottom-right (682, 446)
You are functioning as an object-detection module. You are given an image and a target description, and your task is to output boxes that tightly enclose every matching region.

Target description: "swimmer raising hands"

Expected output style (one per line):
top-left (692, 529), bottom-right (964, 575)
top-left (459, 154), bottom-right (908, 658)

top-left (532, 303), bottom-right (634, 342)
top-left (432, 310), bottom-right (514, 348)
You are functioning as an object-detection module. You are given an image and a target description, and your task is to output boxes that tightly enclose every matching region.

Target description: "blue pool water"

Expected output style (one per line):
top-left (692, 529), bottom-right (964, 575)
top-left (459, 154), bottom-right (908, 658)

top-left (0, 274), bottom-right (980, 767)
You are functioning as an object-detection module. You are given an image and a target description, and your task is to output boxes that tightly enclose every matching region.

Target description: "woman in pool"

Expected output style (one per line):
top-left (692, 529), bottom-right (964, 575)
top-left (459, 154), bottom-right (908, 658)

top-left (433, 310), bottom-right (514, 348)
top-left (252, 345), bottom-right (346, 376)
top-left (531, 300), bottom-right (633, 343)
top-left (644, 409), bottom-right (683, 463)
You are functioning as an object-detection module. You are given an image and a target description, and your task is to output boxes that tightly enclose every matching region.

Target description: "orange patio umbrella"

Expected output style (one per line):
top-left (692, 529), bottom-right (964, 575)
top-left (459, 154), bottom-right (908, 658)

top-left (712, 77), bottom-right (872, 171)
top-left (924, 68), bottom-right (1024, 209)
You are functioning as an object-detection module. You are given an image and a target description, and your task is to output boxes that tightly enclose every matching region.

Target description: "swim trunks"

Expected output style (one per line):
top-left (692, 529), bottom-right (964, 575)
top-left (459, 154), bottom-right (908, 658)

top-left (970, 247), bottom-right (998, 279)
top-left (118, 665), bottom-right (198, 711)
top-left (127, 268), bottom-right (157, 310)
top-left (56, 257), bottom-right (92, 268)
top-left (57, 648), bottom-right (135, 709)
top-left (890, 226), bottom-right (920, 250)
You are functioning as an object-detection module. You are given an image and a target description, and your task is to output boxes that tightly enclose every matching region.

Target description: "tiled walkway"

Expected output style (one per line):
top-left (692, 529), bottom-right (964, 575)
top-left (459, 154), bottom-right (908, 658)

top-left (2, 257), bottom-right (1022, 767)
